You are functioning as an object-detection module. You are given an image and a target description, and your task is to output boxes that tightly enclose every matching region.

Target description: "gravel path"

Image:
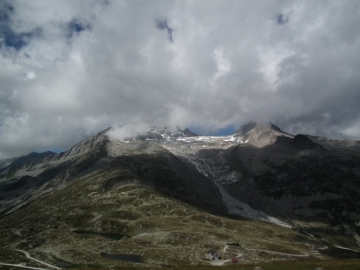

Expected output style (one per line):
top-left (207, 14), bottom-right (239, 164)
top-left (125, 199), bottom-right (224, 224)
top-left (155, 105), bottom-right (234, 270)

top-left (15, 249), bottom-right (61, 270)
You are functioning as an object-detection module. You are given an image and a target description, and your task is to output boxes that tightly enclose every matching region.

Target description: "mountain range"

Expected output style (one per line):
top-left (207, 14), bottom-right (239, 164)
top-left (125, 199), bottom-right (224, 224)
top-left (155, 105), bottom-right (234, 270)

top-left (0, 122), bottom-right (359, 269)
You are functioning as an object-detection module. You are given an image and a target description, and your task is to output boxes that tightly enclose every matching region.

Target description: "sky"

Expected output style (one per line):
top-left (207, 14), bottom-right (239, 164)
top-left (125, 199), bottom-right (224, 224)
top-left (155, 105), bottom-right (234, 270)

top-left (1, 0), bottom-right (360, 158)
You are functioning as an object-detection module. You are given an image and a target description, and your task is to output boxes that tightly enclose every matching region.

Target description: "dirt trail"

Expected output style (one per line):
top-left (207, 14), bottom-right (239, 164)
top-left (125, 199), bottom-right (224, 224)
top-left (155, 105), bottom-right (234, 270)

top-left (0, 262), bottom-right (50, 270)
top-left (15, 249), bottom-right (61, 270)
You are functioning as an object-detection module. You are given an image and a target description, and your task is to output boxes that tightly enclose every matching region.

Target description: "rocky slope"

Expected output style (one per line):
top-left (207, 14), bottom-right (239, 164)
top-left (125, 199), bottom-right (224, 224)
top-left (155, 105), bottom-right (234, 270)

top-left (125, 123), bottom-right (360, 248)
top-left (308, 135), bottom-right (360, 151)
top-left (234, 122), bottom-right (292, 147)
top-left (0, 122), bottom-right (359, 268)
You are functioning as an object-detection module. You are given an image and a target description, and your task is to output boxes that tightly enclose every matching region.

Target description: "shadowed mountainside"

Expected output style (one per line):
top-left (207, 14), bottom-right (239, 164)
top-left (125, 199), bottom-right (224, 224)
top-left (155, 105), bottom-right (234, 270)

top-left (0, 123), bottom-right (359, 268)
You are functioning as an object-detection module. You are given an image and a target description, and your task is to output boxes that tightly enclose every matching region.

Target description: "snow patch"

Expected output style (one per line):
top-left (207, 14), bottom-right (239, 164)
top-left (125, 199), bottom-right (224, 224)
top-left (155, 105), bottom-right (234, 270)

top-left (334, 245), bottom-right (359, 252)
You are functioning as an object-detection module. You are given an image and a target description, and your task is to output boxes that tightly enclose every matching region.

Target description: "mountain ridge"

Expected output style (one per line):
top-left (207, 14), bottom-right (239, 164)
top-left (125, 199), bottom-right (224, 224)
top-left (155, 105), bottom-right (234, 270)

top-left (0, 122), bottom-right (359, 268)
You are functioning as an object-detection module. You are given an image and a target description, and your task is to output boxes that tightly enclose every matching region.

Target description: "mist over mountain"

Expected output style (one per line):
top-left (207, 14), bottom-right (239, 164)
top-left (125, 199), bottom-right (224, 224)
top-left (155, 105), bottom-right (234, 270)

top-left (0, 122), bottom-right (359, 268)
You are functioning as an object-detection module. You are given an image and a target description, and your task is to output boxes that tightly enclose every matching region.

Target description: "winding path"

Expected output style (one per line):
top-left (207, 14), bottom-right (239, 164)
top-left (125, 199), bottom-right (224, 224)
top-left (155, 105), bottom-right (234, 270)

top-left (14, 249), bottom-right (61, 270)
top-left (0, 262), bottom-right (50, 270)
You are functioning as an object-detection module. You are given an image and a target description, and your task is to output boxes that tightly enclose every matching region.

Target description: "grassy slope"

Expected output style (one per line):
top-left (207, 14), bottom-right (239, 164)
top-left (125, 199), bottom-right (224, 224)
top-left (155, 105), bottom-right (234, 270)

top-left (0, 156), bottom-right (359, 268)
top-left (0, 165), bottom-right (325, 267)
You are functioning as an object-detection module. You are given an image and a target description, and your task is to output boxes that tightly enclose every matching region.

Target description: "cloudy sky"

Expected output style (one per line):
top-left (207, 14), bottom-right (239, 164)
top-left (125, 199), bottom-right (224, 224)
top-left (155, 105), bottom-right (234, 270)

top-left (1, 0), bottom-right (360, 158)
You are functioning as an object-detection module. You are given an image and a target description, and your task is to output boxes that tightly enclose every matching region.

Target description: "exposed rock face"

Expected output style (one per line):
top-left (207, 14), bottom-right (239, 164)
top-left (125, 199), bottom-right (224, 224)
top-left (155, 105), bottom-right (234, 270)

top-left (309, 135), bottom-right (360, 151)
top-left (235, 122), bottom-right (292, 147)
top-left (236, 122), bottom-right (283, 135)
top-left (275, 134), bottom-right (326, 151)
top-left (55, 127), bottom-right (111, 160)
top-left (0, 151), bottom-right (57, 177)
top-left (183, 127), bottom-right (198, 137)
top-left (221, 130), bottom-right (359, 228)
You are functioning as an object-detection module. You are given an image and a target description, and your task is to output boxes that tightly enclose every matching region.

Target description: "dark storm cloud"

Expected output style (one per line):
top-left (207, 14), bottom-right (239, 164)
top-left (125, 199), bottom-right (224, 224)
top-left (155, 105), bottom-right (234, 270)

top-left (1, 0), bottom-right (360, 158)
top-left (66, 19), bottom-right (91, 39)
top-left (155, 19), bottom-right (173, 42)
top-left (277, 13), bottom-right (288, 25)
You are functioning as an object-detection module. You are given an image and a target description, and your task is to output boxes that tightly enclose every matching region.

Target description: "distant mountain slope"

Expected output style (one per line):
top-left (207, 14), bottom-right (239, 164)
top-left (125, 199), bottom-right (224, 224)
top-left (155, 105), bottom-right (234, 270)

top-left (0, 151), bottom-right (57, 177)
top-left (0, 128), bottom-right (226, 217)
top-left (224, 134), bottom-right (360, 227)
top-left (0, 122), bottom-right (359, 268)
top-left (308, 135), bottom-right (360, 151)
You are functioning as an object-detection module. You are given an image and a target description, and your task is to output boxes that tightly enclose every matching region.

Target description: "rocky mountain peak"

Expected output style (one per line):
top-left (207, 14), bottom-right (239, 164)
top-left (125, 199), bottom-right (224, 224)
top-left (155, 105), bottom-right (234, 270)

top-left (57, 128), bottom-right (110, 160)
top-left (292, 134), bottom-right (326, 151)
top-left (183, 127), bottom-right (198, 137)
top-left (274, 134), bottom-right (326, 152)
top-left (235, 122), bottom-right (292, 148)
top-left (235, 122), bottom-right (284, 135)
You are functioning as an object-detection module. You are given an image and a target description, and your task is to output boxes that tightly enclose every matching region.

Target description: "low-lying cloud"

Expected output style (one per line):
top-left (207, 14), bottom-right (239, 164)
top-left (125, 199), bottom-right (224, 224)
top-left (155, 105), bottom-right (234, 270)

top-left (1, 0), bottom-right (360, 158)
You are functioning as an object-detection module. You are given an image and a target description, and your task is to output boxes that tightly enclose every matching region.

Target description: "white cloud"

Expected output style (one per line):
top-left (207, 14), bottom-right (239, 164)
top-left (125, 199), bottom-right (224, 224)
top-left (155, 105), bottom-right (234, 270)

top-left (25, 71), bottom-right (36, 80)
top-left (1, 0), bottom-right (360, 158)
top-left (212, 47), bottom-right (231, 82)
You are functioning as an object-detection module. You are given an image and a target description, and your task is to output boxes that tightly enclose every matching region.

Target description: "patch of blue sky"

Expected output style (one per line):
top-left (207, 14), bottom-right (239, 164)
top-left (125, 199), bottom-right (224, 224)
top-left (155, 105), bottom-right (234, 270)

top-left (210, 126), bottom-right (236, 136)
top-left (66, 19), bottom-right (91, 39)
top-left (189, 125), bottom-right (236, 136)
